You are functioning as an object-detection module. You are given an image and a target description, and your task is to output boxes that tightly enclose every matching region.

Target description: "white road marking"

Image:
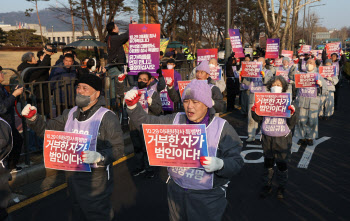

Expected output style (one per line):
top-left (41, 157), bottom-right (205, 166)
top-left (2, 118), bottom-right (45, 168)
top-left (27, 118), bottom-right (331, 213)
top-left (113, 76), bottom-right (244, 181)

top-left (297, 137), bottom-right (331, 169)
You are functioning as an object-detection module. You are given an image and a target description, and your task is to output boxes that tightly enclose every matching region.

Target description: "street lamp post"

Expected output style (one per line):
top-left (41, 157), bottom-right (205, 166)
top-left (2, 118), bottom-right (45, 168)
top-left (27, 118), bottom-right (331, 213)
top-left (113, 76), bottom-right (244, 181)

top-left (224, 0), bottom-right (231, 63)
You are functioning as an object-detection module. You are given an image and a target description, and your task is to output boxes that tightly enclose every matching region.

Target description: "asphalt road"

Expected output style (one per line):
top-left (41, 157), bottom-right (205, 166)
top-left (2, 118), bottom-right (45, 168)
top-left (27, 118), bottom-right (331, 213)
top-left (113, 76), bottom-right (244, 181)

top-left (9, 81), bottom-right (350, 221)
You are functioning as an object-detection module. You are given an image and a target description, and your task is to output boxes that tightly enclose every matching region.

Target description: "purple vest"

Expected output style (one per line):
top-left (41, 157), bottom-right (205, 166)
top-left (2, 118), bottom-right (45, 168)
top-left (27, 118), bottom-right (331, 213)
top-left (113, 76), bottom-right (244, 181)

top-left (301, 60), bottom-right (307, 72)
top-left (249, 78), bottom-right (265, 93)
top-left (168, 113), bottom-right (226, 190)
top-left (64, 106), bottom-right (111, 167)
top-left (298, 87), bottom-right (317, 98)
top-left (261, 117), bottom-right (290, 137)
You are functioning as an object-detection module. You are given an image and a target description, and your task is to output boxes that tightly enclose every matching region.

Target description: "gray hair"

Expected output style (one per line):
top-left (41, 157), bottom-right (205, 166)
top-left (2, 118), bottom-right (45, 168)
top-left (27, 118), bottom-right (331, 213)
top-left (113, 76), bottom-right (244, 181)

top-left (21, 52), bottom-right (35, 63)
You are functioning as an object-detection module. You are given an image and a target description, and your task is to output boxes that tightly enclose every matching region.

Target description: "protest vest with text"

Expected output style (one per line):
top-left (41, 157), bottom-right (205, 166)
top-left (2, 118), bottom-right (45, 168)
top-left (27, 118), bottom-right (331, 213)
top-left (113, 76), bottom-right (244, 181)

top-left (64, 106), bottom-right (111, 168)
top-left (168, 113), bottom-right (226, 190)
top-left (261, 117), bottom-right (290, 137)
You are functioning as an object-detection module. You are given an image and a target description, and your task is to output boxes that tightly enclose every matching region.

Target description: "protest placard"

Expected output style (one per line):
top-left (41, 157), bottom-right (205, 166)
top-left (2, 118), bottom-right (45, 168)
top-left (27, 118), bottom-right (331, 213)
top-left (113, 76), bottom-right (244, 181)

top-left (274, 58), bottom-right (283, 67)
top-left (281, 50), bottom-right (293, 60)
top-left (265, 39), bottom-right (280, 59)
top-left (178, 80), bottom-right (191, 98)
top-left (229, 29), bottom-right (245, 58)
top-left (197, 49), bottom-right (218, 65)
top-left (319, 66), bottom-right (337, 78)
top-left (249, 78), bottom-right (265, 93)
top-left (295, 73), bottom-right (318, 88)
top-left (326, 42), bottom-right (341, 58)
top-left (128, 24), bottom-right (160, 76)
top-left (138, 88), bottom-right (149, 113)
top-left (142, 124), bottom-right (208, 168)
top-left (240, 62), bottom-right (263, 78)
top-left (160, 69), bottom-right (174, 111)
top-left (44, 130), bottom-right (92, 172)
top-left (255, 93), bottom-right (291, 118)
top-left (298, 45), bottom-right (312, 55)
top-left (160, 38), bottom-right (170, 54)
top-left (276, 70), bottom-right (290, 82)
top-left (209, 67), bottom-right (222, 81)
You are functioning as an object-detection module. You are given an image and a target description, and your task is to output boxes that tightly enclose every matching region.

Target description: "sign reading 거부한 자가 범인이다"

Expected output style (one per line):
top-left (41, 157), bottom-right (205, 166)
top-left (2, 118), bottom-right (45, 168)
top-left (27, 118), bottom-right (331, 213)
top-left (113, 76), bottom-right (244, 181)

top-left (178, 80), bottom-right (191, 98)
top-left (128, 24), bottom-right (160, 76)
top-left (276, 70), bottom-right (290, 82)
top-left (160, 69), bottom-right (174, 111)
top-left (295, 73), bottom-right (318, 88)
top-left (142, 124), bottom-right (208, 168)
top-left (44, 130), bottom-right (92, 172)
top-left (229, 29), bottom-right (245, 58)
top-left (265, 38), bottom-right (280, 59)
top-left (319, 66), bottom-right (337, 78)
top-left (197, 49), bottom-right (218, 65)
top-left (241, 62), bottom-right (263, 78)
top-left (255, 93), bottom-right (291, 118)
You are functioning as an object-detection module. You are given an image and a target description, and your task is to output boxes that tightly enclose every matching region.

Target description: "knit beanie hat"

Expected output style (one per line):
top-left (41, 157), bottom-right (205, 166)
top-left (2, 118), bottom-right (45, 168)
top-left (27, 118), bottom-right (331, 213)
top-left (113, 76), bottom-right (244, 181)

top-left (325, 59), bottom-right (332, 65)
top-left (77, 74), bottom-right (102, 91)
top-left (282, 57), bottom-right (290, 62)
top-left (196, 60), bottom-right (211, 75)
top-left (181, 79), bottom-right (213, 108)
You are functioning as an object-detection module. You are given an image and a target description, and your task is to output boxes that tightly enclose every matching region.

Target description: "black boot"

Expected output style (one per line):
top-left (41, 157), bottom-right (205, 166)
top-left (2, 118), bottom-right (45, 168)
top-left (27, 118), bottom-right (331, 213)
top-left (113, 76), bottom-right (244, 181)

top-left (276, 169), bottom-right (288, 199)
top-left (260, 168), bottom-right (274, 198)
top-left (297, 139), bottom-right (306, 145)
top-left (277, 186), bottom-right (285, 199)
top-left (307, 139), bottom-right (313, 146)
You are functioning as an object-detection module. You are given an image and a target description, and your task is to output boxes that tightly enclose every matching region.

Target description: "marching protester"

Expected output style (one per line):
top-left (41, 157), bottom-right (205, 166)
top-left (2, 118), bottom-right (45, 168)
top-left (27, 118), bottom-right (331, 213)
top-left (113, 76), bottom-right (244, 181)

top-left (295, 59), bottom-right (328, 146)
top-left (0, 116), bottom-right (13, 221)
top-left (251, 75), bottom-right (299, 199)
top-left (21, 74), bottom-right (124, 221)
top-left (298, 53), bottom-right (310, 73)
top-left (239, 55), bottom-right (253, 117)
top-left (225, 53), bottom-right (241, 111)
top-left (280, 57), bottom-right (296, 95)
top-left (118, 71), bottom-right (163, 178)
top-left (0, 66), bottom-right (24, 173)
top-left (319, 59), bottom-right (338, 120)
top-left (245, 57), bottom-right (275, 142)
top-left (209, 58), bottom-right (226, 93)
top-left (124, 79), bottom-right (244, 221)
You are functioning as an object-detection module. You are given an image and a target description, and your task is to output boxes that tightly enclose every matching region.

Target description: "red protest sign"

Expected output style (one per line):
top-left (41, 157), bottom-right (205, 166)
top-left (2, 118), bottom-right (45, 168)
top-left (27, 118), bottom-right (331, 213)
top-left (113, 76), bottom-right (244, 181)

top-left (319, 66), bottom-right (336, 78)
top-left (197, 49), bottom-right (218, 65)
top-left (241, 62), bottom-right (263, 78)
top-left (178, 80), bottom-right (191, 98)
top-left (142, 124), bottom-right (208, 168)
top-left (209, 67), bottom-right (222, 80)
top-left (276, 70), bottom-right (290, 82)
top-left (326, 42), bottom-right (341, 58)
top-left (160, 69), bottom-right (175, 111)
top-left (281, 50), bottom-right (293, 60)
top-left (255, 93), bottom-right (291, 118)
top-left (295, 73), bottom-right (318, 88)
top-left (44, 130), bottom-right (92, 172)
top-left (298, 45), bottom-right (311, 55)
top-left (274, 58), bottom-right (283, 67)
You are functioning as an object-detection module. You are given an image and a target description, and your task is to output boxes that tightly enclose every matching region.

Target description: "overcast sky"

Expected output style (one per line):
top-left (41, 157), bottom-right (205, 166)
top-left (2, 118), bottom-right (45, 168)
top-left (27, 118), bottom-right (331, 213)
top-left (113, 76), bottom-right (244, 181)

top-left (0, 0), bottom-right (347, 30)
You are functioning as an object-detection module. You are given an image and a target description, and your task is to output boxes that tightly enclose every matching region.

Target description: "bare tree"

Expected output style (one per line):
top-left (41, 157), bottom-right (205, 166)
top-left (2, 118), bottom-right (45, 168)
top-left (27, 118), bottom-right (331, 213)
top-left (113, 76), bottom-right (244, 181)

top-left (25, 0), bottom-right (49, 45)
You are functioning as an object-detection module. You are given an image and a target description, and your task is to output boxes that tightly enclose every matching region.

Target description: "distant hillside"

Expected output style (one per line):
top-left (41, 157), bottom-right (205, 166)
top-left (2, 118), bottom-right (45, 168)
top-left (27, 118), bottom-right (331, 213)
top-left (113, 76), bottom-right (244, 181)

top-left (0, 8), bottom-right (131, 32)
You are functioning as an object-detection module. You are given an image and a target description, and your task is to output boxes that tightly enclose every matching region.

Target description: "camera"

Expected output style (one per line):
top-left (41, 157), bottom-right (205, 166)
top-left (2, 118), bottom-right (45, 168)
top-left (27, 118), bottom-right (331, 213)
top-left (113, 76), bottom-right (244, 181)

top-left (45, 42), bottom-right (66, 53)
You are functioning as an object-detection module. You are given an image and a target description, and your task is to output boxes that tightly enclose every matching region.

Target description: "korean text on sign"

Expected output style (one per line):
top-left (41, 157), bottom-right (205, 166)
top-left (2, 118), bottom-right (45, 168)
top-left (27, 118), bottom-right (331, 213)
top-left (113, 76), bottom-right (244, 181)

top-left (295, 73), bottom-right (318, 88)
top-left (44, 130), bottom-right (92, 172)
top-left (197, 49), bottom-right (218, 65)
top-left (255, 93), bottom-right (291, 118)
top-left (178, 80), bottom-right (191, 98)
top-left (241, 62), bottom-right (263, 78)
top-left (276, 70), bottom-right (290, 82)
top-left (319, 66), bottom-right (337, 78)
top-left (160, 69), bottom-right (174, 111)
top-left (142, 124), bottom-right (208, 168)
top-left (265, 38), bottom-right (280, 59)
top-left (228, 29), bottom-right (245, 58)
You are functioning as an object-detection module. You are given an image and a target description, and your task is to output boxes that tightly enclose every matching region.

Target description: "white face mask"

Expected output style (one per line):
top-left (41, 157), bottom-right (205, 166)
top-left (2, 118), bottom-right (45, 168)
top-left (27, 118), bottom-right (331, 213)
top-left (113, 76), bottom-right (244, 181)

top-left (208, 64), bottom-right (216, 68)
top-left (271, 86), bottom-right (282, 93)
top-left (167, 65), bottom-right (174, 69)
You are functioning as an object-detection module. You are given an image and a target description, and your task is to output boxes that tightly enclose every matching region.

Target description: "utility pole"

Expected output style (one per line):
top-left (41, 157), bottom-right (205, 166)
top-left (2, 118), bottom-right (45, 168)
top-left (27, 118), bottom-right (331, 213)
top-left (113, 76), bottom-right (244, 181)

top-left (302, 0), bottom-right (306, 42)
top-left (224, 0), bottom-right (231, 62)
top-left (292, 0), bottom-right (295, 52)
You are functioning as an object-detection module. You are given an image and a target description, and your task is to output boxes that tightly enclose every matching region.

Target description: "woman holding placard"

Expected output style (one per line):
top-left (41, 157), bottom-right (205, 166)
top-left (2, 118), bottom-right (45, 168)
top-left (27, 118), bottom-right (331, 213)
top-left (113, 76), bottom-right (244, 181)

top-left (251, 76), bottom-right (299, 199)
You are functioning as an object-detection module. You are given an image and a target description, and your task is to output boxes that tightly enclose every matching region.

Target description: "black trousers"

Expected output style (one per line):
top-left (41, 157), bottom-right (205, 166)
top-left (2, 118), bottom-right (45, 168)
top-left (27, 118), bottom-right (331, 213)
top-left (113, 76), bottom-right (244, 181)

top-left (226, 78), bottom-right (239, 111)
top-left (7, 126), bottom-right (23, 170)
top-left (167, 179), bottom-right (227, 221)
top-left (67, 166), bottom-right (114, 221)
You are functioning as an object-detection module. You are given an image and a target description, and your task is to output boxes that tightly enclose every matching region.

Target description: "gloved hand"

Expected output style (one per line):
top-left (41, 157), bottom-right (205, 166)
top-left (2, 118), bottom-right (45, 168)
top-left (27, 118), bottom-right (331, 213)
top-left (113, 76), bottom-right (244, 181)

top-left (200, 156), bottom-right (224, 173)
top-left (81, 150), bottom-right (104, 164)
top-left (125, 90), bottom-right (141, 109)
top-left (288, 105), bottom-right (295, 115)
top-left (118, 73), bottom-right (127, 82)
top-left (260, 71), bottom-right (265, 78)
top-left (166, 78), bottom-right (174, 88)
top-left (327, 77), bottom-right (333, 82)
top-left (289, 80), bottom-right (294, 84)
top-left (147, 96), bottom-right (152, 106)
top-left (316, 80), bottom-right (322, 87)
top-left (21, 104), bottom-right (37, 121)
top-left (251, 103), bottom-right (257, 112)
top-left (293, 58), bottom-right (299, 64)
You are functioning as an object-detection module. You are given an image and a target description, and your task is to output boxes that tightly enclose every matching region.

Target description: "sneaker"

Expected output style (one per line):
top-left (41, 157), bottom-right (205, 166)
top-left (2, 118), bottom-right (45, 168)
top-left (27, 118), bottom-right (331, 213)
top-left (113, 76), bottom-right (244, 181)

top-left (260, 185), bottom-right (272, 198)
top-left (132, 168), bottom-right (146, 177)
top-left (246, 137), bottom-right (255, 143)
top-left (297, 139), bottom-right (306, 145)
top-left (144, 171), bottom-right (155, 178)
top-left (307, 139), bottom-right (313, 146)
top-left (277, 187), bottom-right (285, 199)
top-left (10, 167), bottom-right (22, 174)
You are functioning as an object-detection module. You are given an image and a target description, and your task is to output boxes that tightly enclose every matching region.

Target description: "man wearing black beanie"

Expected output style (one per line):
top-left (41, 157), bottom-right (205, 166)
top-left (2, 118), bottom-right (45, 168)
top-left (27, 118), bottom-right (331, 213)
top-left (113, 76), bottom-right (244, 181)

top-left (20, 74), bottom-right (124, 220)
